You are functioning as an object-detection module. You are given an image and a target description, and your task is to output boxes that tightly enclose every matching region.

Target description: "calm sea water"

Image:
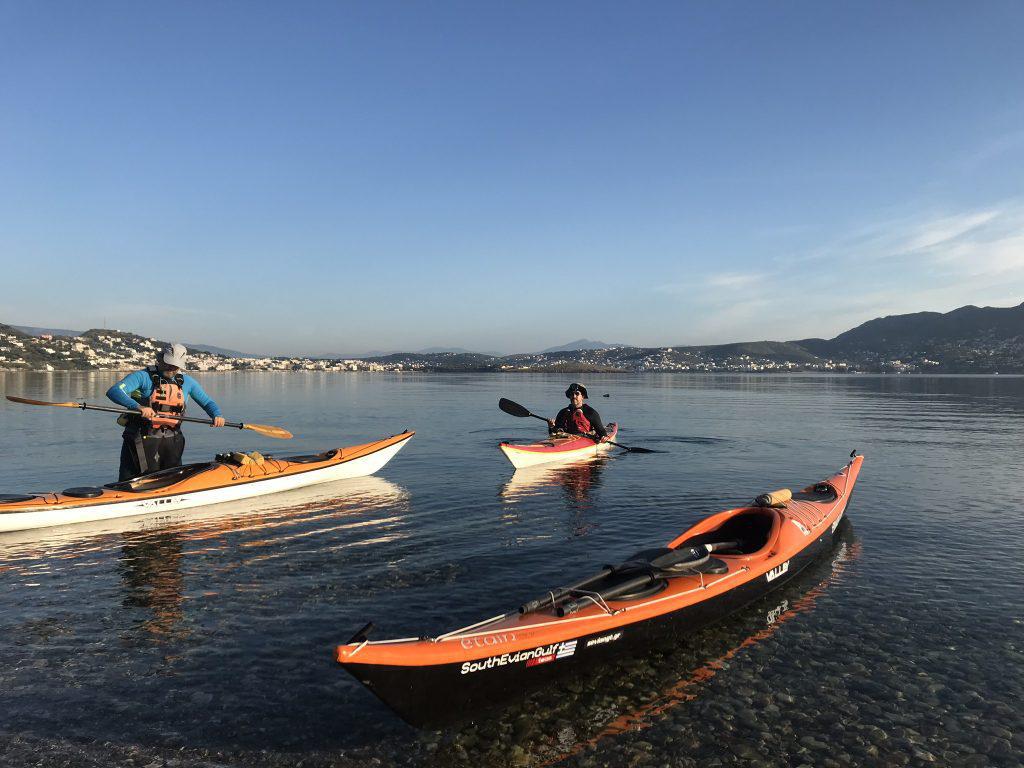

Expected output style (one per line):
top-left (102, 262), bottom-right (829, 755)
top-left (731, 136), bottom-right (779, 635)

top-left (1, 372), bottom-right (1022, 767)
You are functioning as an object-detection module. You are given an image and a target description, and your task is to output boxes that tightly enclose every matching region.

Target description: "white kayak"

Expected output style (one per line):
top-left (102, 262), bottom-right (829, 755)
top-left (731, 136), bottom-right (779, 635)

top-left (498, 424), bottom-right (618, 470)
top-left (0, 431), bottom-right (413, 533)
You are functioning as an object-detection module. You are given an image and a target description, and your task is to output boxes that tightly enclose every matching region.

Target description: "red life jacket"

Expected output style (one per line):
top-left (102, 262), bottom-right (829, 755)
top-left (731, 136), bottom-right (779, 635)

top-left (144, 366), bottom-right (186, 430)
top-left (568, 407), bottom-right (592, 434)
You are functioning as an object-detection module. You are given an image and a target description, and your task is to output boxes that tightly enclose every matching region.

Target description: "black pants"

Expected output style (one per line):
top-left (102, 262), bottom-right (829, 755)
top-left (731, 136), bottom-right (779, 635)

top-left (119, 430), bottom-right (186, 481)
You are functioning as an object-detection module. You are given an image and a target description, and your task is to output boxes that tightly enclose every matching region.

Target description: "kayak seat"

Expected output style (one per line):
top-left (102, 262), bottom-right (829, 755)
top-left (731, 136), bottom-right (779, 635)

top-left (105, 462), bottom-right (219, 493)
top-left (63, 487), bottom-right (105, 499)
top-left (0, 494), bottom-right (38, 504)
top-left (282, 449), bottom-right (339, 464)
top-left (622, 546), bottom-right (715, 571)
top-left (678, 510), bottom-right (775, 555)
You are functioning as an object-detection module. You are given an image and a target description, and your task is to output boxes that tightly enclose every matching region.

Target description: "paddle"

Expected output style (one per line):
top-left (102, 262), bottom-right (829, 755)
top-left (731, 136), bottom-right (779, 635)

top-left (519, 540), bottom-right (741, 616)
top-left (497, 397), bottom-right (658, 453)
top-left (5, 395), bottom-right (293, 439)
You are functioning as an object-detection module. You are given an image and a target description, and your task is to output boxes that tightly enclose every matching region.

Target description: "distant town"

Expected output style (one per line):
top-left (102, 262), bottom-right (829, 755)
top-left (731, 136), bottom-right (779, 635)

top-left (2, 301), bottom-right (1022, 374)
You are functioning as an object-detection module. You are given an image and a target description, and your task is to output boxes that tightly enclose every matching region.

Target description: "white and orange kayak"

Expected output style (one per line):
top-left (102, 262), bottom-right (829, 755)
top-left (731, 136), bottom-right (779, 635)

top-left (499, 424), bottom-right (618, 469)
top-left (0, 431), bottom-right (413, 532)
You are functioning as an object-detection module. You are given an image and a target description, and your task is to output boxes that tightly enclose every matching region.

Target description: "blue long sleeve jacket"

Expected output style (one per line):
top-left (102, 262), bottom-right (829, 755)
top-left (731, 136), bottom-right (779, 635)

top-left (106, 369), bottom-right (223, 419)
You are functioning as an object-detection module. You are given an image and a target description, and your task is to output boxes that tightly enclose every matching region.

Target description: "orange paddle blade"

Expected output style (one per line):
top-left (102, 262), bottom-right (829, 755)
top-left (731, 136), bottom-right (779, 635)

top-left (243, 423), bottom-right (294, 439)
top-left (6, 395), bottom-right (79, 408)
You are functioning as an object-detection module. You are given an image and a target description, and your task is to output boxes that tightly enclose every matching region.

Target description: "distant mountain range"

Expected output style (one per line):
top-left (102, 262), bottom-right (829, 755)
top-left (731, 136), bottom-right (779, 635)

top-left (184, 343), bottom-right (257, 358)
top-left (4, 301), bottom-right (1023, 373)
top-left (358, 302), bottom-right (1024, 373)
top-left (326, 346), bottom-right (503, 358)
top-left (793, 302), bottom-right (1024, 358)
top-left (540, 339), bottom-right (628, 353)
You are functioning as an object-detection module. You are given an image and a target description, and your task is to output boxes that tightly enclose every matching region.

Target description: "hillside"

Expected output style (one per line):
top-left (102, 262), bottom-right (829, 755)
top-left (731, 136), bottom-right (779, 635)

top-left (791, 302), bottom-right (1024, 372)
top-left (4, 301), bottom-right (1023, 373)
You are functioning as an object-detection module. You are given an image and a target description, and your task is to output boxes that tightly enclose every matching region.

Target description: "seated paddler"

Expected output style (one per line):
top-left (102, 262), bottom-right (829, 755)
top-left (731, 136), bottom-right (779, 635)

top-left (106, 343), bottom-right (226, 481)
top-left (548, 382), bottom-right (609, 442)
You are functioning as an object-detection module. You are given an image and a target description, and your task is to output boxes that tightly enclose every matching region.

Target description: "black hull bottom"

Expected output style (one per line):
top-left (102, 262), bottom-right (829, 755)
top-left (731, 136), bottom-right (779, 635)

top-left (341, 522), bottom-right (848, 728)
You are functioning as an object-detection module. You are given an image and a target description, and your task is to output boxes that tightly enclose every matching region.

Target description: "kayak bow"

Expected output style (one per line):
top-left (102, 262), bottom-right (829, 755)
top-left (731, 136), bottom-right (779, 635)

top-left (335, 454), bottom-right (863, 726)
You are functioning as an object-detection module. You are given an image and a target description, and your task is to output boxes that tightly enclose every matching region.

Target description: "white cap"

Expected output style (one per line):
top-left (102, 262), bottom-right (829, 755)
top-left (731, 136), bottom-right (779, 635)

top-left (159, 342), bottom-right (188, 369)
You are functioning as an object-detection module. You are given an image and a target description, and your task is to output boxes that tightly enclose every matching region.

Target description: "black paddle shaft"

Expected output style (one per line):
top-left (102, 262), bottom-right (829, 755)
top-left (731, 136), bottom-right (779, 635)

top-left (520, 542), bottom-right (740, 616)
top-left (75, 402), bottom-right (248, 430)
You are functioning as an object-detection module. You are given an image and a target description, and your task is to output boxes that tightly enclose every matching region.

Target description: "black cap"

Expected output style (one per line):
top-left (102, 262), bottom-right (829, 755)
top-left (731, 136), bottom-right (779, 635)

top-left (565, 382), bottom-right (589, 399)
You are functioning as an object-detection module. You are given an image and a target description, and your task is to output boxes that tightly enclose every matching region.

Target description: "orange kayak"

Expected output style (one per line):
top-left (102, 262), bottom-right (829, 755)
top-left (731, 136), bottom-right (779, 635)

top-left (335, 454), bottom-right (863, 726)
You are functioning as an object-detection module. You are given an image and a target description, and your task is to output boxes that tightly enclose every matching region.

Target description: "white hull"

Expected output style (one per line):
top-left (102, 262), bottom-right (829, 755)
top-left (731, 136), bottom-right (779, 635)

top-left (0, 439), bottom-right (409, 533)
top-left (0, 476), bottom-right (407, 549)
top-left (499, 433), bottom-right (615, 470)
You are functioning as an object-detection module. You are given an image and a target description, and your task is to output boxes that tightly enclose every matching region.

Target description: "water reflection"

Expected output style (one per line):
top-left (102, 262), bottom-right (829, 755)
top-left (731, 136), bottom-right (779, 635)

top-left (119, 531), bottom-right (187, 642)
top-left (541, 527), bottom-right (861, 765)
top-left (501, 458), bottom-right (608, 506)
top-left (0, 476), bottom-right (408, 557)
top-left (425, 524), bottom-right (860, 767)
top-left (500, 459), bottom-right (609, 539)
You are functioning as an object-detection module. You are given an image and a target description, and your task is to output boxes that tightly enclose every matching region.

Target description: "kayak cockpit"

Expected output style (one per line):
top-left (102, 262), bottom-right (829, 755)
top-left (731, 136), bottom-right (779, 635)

top-left (669, 506), bottom-right (781, 557)
top-left (104, 462), bottom-right (219, 493)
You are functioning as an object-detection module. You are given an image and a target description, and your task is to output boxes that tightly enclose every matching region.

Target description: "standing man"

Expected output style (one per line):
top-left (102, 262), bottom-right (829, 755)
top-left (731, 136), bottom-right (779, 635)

top-left (548, 382), bottom-right (609, 441)
top-left (106, 343), bottom-right (226, 481)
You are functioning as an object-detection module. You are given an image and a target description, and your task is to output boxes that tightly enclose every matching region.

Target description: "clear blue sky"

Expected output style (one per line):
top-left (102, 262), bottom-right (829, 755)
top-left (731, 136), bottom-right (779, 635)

top-left (2, 2), bottom-right (1023, 355)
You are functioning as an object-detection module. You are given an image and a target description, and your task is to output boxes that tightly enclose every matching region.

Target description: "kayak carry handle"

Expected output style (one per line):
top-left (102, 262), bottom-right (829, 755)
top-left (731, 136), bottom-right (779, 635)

top-left (347, 622), bottom-right (375, 644)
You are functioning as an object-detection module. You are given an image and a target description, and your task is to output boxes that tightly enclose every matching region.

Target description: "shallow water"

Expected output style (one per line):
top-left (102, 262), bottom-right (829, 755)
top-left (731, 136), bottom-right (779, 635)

top-left (1, 372), bottom-right (1022, 767)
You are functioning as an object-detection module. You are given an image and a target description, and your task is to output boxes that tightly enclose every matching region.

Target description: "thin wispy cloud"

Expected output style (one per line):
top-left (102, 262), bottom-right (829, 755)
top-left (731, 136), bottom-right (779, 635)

top-left (959, 128), bottom-right (1024, 170)
top-left (653, 200), bottom-right (1024, 344)
top-left (900, 210), bottom-right (1000, 253)
top-left (787, 202), bottom-right (1024, 277)
top-left (653, 271), bottom-right (764, 296)
top-left (705, 272), bottom-right (764, 289)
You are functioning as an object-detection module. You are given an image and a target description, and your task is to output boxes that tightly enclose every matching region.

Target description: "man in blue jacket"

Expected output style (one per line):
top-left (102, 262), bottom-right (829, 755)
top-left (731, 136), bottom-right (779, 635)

top-left (107, 343), bottom-right (226, 481)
